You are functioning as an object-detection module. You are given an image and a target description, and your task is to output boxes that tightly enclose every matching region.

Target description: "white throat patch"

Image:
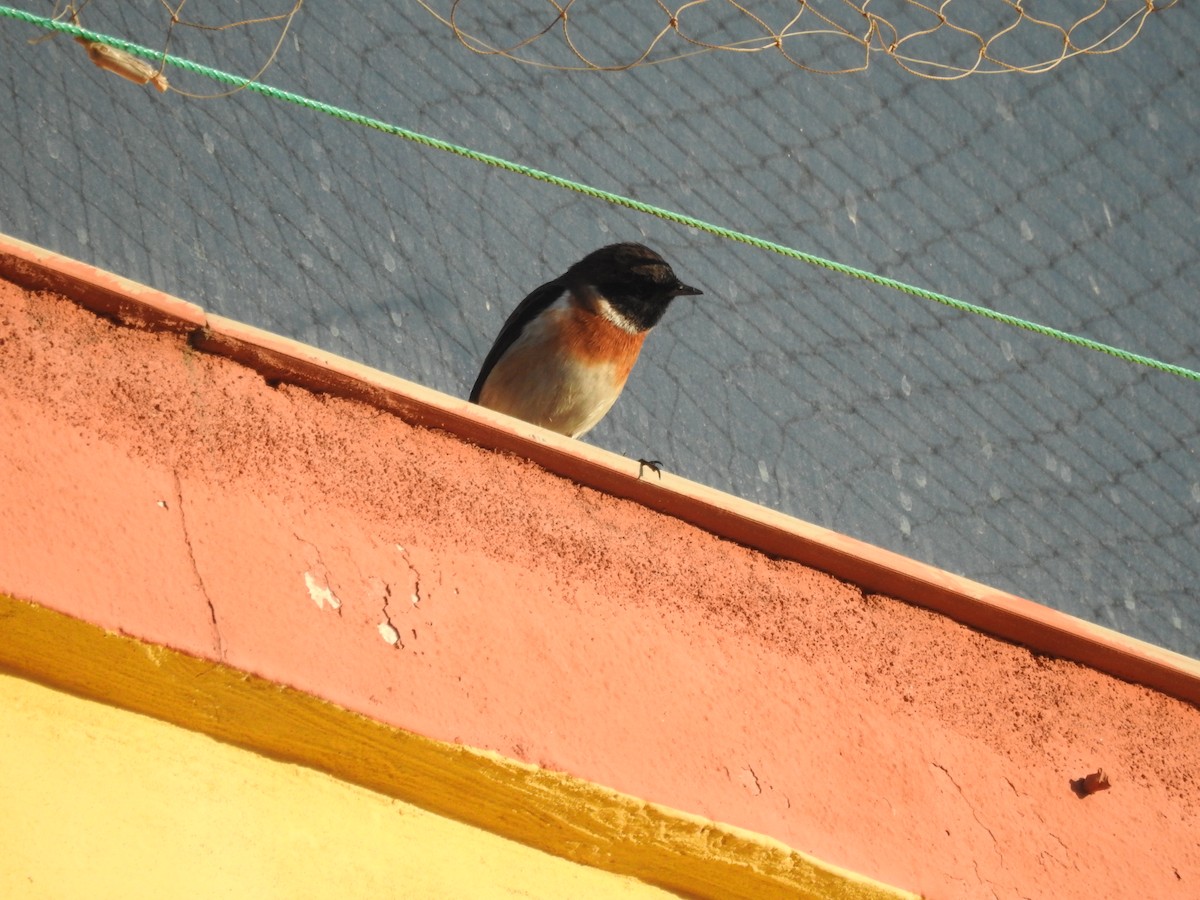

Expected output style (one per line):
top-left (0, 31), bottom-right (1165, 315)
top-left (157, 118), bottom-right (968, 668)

top-left (595, 295), bottom-right (642, 334)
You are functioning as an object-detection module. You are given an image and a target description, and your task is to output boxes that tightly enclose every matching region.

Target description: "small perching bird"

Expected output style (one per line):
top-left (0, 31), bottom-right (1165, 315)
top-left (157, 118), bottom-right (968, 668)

top-left (470, 243), bottom-right (701, 439)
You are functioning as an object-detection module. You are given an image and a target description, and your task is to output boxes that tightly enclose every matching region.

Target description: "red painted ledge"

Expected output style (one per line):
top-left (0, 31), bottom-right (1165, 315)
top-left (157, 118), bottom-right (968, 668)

top-left (2, 231), bottom-right (1196, 706)
top-left (2, 232), bottom-right (1199, 899)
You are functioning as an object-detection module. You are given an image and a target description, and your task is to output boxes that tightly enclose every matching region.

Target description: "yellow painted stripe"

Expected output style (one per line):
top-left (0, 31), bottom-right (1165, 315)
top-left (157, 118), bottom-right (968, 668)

top-left (0, 593), bottom-right (915, 900)
top-left (0, 672), bottom-right (673, 899)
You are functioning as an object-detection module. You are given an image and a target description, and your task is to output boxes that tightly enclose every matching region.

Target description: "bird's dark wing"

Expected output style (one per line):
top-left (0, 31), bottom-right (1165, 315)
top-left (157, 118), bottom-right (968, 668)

top-left (469, 277), bottom-right (567, 402)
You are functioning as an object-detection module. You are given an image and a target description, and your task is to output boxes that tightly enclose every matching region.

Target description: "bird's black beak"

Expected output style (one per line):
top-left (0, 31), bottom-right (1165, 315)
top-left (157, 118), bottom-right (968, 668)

top-left (672, 282), bottom-right (703, 298)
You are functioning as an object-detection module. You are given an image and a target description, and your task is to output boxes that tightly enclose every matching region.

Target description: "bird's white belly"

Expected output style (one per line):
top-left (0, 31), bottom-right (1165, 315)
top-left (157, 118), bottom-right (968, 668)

top-left (477, 313), bottom-right (622, 438)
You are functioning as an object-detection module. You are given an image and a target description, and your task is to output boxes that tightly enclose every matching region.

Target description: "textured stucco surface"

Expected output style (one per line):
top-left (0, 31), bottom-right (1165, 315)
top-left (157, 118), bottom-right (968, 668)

top-left (1, 277), bottom-right (1198, 899)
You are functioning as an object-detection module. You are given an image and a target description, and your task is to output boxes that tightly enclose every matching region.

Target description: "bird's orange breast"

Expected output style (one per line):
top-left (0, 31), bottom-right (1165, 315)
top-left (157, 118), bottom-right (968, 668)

top-left (475, 302), bottom-right (648, 438)
top-left (556, 303), bottom-right (647, 381)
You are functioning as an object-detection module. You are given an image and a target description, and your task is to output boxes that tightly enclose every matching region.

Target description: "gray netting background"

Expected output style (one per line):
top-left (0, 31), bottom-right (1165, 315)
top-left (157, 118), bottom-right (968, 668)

top-left (1, 1), bottom-right (1196, 657)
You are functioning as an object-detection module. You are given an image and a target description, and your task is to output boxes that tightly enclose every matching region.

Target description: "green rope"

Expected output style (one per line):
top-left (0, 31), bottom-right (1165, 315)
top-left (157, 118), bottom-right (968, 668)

top-left (4, 5), bottom-right (1197, 383)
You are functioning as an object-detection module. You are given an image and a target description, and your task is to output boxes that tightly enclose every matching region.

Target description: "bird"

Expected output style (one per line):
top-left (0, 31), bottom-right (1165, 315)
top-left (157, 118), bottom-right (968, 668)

top-left (470, 243), bottom-right (701, 439)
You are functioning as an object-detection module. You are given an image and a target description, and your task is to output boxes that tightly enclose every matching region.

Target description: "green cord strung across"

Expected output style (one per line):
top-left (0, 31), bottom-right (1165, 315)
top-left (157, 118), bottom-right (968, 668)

top-left (2, 4), bottom-right (1196, 383)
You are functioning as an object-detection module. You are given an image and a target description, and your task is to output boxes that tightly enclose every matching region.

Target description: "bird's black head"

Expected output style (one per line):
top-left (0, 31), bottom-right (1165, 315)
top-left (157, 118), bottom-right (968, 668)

top-left (567, 242), bottom-right (702, 331)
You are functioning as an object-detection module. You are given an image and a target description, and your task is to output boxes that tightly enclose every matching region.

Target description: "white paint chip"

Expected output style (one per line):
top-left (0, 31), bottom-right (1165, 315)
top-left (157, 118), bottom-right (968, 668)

top-left (378, 622), bottom-right (400, 645)
top-left (305, 572), bottom-right (341, 610)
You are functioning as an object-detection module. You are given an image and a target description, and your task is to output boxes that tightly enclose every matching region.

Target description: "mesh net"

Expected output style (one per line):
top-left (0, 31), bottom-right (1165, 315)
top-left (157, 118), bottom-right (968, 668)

top-left (0, 0), bottom-right (1196, 660)
top-left (37, 0), bottom-right (302, 97)
top-left (419, 0), bottom-right (1178, 78)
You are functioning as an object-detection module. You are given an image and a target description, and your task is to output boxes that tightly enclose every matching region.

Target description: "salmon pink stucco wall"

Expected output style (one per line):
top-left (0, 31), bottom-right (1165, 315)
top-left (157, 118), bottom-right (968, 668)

top-left (1, 264), bottom-right (1199, 899)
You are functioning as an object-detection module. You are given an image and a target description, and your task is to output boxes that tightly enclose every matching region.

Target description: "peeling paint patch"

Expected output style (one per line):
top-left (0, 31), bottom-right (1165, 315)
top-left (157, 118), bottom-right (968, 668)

top-left (397, 544), bottom-right (422, 605)
top-left (377, 580), bottom-right (403, 648)
top-left (305, 572), bottom-right (341, 611)
top-left (141, 643), bottom-right (165, 666)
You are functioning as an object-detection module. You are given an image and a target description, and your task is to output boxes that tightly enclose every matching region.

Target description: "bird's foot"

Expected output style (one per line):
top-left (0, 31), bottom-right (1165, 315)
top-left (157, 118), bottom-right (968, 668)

top-left (637, 458), bottom-right (663, 480)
